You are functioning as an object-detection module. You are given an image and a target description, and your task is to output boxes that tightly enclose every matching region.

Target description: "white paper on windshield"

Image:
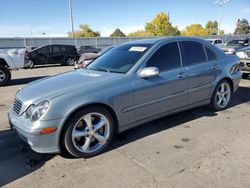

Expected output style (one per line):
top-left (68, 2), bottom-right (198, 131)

top-left (129, 46), bottom-right (147, 52)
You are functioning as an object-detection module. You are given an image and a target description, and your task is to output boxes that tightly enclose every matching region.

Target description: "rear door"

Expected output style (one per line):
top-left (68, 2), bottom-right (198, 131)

top-left (133, 42), bottom-right (189, 121)
top-left (52, 45), bottom-right (65, 64)
top-left (180, 41), bottom-right (221, 105)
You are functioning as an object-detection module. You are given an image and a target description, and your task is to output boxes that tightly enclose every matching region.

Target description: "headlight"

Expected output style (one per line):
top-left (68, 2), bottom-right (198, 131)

top-left (236, 52), bottom-right (246, 59)
top-left (25, 101), bottom-right (49, 121)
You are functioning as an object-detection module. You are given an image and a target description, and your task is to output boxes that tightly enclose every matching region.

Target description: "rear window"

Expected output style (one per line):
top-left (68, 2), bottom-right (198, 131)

top-left (205, 47), bottom-right (217, 61)
top-left (181, 41), bottom-right (207, 66)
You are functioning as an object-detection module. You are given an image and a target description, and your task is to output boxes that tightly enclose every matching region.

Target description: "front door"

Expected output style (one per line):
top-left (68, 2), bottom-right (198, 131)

top-left (35, 46), bottom-right (52, 65)
top-left (133, 42), bottom-right (189, 121)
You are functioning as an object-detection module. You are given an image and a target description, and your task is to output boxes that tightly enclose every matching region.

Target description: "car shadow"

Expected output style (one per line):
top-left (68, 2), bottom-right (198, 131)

top-left (6, 76), bottom-right (47, 86)
top-left (109, 85), bottom-right (250, 153)
top-left (0, 129), bottom-right (54, 187)
top-left (30, 64), bottom-right (73, 69)
top-left (0, 85), bottom-right (249, 186)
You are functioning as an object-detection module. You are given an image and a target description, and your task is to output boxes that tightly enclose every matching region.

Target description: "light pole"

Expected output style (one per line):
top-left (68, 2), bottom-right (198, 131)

top-left (68, 0), bottom-right (74, 37)
top-left (213, 0), bottom-right (230, 35)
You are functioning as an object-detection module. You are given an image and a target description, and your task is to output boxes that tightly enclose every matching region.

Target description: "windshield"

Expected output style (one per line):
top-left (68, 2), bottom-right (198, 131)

top-left (99, 46), bottom-right (114, 55)
top-left (87, 43), bottom-right (152, 73)
top-left (226, 40), bottom-right (245, 46)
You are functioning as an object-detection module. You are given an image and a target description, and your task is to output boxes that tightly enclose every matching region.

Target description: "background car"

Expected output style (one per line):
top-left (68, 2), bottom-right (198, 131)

top-left (222, 38), bottom-right (249, 55)
top-left (206, 39), bottom-right (224, 48)
top-left (75, 46), bottom-right (114, 69)
top-left (236, 46), bottom-right (250, 79)
top-left (0, 48), bottom-right (27, 86)
top-left (9, 37), bottom-right (241, 158)
top-left (77, 45), bottom-right (102, 55)
top-left (25, 44), bottom-right (79, 67)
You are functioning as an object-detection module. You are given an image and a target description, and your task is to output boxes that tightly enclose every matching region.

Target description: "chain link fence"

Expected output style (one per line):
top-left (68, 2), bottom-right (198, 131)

top-left (0, 35), bottom-right (249, 49)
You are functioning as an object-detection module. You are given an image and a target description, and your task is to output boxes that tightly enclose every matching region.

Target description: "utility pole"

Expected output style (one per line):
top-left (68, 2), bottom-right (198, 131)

top-left (213, 0), bottom-right (230, 35)
top-left (68, 0), bottom-right (74, 37)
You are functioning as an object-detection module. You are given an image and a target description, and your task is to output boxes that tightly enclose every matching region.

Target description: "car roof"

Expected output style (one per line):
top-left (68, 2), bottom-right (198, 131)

top-left (124, 36), bottom-right (208, 45)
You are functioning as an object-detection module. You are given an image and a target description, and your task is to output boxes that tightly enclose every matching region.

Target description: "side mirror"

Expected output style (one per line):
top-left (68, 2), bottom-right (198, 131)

top-left (139, 67), bottom-right (159, 79)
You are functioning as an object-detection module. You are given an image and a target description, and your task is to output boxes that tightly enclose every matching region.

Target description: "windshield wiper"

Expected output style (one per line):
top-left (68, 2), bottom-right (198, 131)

top-left (92, 67), bottom-right (110, 72)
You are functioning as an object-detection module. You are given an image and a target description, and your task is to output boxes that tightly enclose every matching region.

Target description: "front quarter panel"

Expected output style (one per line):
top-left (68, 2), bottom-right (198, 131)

top-left (41, 75), bottom-right (135, 129)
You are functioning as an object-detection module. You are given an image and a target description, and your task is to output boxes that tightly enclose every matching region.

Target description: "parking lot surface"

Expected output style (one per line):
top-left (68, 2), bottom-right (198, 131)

top-left (0, 66), bottom-right (250, 188)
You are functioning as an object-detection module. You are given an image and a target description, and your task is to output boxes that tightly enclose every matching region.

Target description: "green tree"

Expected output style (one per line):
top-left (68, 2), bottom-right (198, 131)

top-left (68, 24), bottom-right (100, 37)
top-left (181, 24), bottom-right (208, 36)
top-left (110, 28), bottom-right (126, 37)
top-left (206, 21), bottom-right (219, 35)
top-left (128, 30), bottom-right (153, 37)
top-left (234, 19), bottom-right (250, 35)
top-left (145, 12), bottom-right (180, 36)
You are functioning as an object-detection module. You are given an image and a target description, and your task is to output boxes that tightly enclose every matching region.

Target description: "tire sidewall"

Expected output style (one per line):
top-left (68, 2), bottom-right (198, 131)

top-left (211, 80), bottom-right (232, 111)
top-left (62, 107), bottom-right (115, 158)
top-left (0, 65), bottom-right (11, 86)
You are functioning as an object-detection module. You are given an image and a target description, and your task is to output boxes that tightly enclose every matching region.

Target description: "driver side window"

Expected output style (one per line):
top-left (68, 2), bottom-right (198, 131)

top-left (147, 42), bottom-right (181, 72)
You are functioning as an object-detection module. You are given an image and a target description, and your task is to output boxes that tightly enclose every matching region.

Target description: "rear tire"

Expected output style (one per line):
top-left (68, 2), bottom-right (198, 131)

top-left (0, 65), bottom-right (11, 86)
top-left (210, 80), bottom-right (232, 111)
top-left (61, 106), bottom-right (115, 158)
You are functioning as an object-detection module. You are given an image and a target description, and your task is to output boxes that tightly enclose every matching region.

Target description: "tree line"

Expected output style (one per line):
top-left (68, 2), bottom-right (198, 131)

top-left (68, 12), bottom-right (250, 37)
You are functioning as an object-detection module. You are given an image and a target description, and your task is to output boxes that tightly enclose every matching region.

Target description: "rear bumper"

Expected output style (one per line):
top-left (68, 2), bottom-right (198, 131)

top-left (8, 110), bottom-right (65, 154)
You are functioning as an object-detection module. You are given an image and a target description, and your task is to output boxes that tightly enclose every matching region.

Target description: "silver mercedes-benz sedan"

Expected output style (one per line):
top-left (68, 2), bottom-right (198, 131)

top-left (8, 37), bottom-right (241, 158)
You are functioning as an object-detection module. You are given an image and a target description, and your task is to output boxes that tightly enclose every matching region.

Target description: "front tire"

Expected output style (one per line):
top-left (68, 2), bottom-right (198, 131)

top-left (61, 107), bottom-right (115, 158)
top-left (0, 65), bottom-right (11, 86)
top-left (210, 80), bottom-right (232, 111)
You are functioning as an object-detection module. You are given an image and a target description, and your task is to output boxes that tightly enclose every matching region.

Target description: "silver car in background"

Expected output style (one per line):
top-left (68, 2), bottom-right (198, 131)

top-left (8, 37), bottom-right (241, 158)
top-left (236, 46), bottom-right (250, 79)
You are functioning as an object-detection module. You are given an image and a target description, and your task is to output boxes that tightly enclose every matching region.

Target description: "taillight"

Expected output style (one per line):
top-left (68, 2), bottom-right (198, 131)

top-left (24, 50), bottom-right (30, 59)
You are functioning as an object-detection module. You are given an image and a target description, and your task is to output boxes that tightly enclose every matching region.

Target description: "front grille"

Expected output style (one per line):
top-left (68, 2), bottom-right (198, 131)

top-left (13, 98), bottom-right (23, 115)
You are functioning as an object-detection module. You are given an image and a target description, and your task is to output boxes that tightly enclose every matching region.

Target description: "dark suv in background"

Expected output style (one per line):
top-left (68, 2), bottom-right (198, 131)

top-left (25, 44), bottom-right (79, 67)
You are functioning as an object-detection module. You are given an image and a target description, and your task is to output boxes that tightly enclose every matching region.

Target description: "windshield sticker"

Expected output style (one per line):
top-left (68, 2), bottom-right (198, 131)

top-left (129, 47), bottom-right (147, 52)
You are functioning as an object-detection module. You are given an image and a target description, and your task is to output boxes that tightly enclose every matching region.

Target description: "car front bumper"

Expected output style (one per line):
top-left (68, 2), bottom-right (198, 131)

top-left (8, 109), bottom-right (65, 154)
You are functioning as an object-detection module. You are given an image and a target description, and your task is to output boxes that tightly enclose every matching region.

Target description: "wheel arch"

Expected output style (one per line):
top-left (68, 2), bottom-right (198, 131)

top-left (0, 58), bottom-right (9, 68)
top-left (221, 77), bottom-right (234, 93)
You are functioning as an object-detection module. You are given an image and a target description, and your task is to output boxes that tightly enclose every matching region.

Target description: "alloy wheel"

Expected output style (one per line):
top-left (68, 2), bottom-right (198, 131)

top-left (0, 70), bottom-right (6, 82)
top-left (71, 113), bottom-right (110, 153)
top-left (216, 82), bottom-right (231, 108)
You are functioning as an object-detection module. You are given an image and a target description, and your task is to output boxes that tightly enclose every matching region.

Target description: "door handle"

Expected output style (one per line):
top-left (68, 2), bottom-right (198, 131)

top-left (177, 72), bottom-right (188, 79)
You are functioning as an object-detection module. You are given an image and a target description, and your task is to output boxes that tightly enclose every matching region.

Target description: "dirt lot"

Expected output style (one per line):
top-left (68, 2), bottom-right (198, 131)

top-left (0, 66), bottom-right (250, 188)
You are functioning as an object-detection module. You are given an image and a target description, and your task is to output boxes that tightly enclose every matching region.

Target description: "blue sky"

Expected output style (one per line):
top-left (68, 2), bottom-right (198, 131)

top-left (0, 0), bottom-right (249, 37)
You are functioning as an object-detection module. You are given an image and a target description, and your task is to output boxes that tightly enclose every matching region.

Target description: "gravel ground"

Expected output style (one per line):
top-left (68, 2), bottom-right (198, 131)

top-left (0, 66), bottom-right (250, 188)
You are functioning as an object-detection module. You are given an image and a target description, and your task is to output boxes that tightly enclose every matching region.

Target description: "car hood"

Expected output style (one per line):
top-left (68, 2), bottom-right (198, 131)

top-left (16, 69), bottom-right (121, 104)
